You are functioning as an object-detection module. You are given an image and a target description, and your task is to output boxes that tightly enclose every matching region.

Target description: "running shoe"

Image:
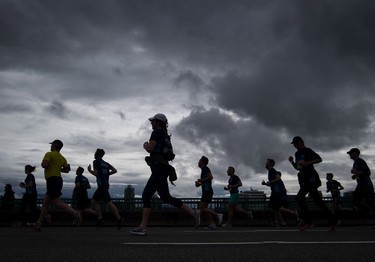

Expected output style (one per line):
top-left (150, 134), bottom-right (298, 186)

top-left (329, 220), bottom-right (340, 232)
top-left (129, 227), bottom-right (147, 236)
top-left (207, 223), bottom-right (216, 230)
top-left (294, 209), bottom-right (300, 224)
top-left (193, 209), bottom-right (201, 229)
top-left (73, 211), bottom-right (81, 227)
top-left (247, 210), bottom-right (253, 220)
top-left (216, 213), bottom-right (223, 225)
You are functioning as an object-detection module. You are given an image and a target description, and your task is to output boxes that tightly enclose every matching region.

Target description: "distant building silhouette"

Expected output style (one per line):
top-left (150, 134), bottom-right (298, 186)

top-left (240, 188), bottom-right (267, 210)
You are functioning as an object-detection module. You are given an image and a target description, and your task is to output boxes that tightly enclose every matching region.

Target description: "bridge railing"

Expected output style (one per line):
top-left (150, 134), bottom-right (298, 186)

top-left (1, 195), bottom-right (353, 212)
top-left (1, 195), bottom-right (362, 226)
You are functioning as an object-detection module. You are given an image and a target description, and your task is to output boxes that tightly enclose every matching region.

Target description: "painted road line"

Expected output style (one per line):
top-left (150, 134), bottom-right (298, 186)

top-left (123, 240), bottom-right (375, 245)
top-left (183, 229), bottom-right (337, 233)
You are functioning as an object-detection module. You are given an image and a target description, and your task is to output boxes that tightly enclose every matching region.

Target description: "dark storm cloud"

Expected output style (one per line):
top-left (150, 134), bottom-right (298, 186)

top-left (176, 0), bottom-right (375, 152)
top-left (0, 0), bottom-right (166, 101)
top-left (172, 70), bottom-right (206, 102)
top-left (46, 100), bottom-right (67, 118)
top-left (213, 72), bottom-right (374, 149)
top-left (116, 111), bottom-right (126, 120)
top-left (0, 1), bottom-right (285, 77)
top-left (173, 70), bottom-right (204, 93)
top-left (2, 0), bottom-right (375, 192)
top-left (0, 102), bottom-right (31, 114)
top-left (175, 108), bottom-right (288, 173)
top-left (0, 0), bottom-right (130, 63)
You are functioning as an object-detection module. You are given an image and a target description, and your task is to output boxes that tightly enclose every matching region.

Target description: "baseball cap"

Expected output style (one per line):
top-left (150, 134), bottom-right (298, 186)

top-left (148, 113), bottom-right (168, 124)
top-left (50, 139), bottom-right (63, 149)
top-left (291, 136), bottom-right (303, 144)
top-left (347, 148), bottom-right (360, 155)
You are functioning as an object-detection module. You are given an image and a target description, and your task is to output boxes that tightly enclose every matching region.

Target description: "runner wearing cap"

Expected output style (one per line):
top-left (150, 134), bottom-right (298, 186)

top-left (288, 136), bottom-right (339, 231)
top-left (32, 139), bottom-right (81, 231)
top-left (129, 113), bottom-right (200, 236)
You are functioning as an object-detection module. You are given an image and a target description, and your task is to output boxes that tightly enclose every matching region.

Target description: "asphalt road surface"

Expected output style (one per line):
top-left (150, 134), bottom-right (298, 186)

top-left (1, 225), bottom-right (375, 262)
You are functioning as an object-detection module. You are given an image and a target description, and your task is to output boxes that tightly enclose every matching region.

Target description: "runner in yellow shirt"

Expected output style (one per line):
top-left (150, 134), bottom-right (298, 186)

top-left (32, 139), bottom-right (81, 231)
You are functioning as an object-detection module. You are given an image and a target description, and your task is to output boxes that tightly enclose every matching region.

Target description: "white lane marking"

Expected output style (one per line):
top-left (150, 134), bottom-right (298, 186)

top-left (184, 229), bottom-right (334, 233)
top-left (122, 241), bottom-right (375, 245)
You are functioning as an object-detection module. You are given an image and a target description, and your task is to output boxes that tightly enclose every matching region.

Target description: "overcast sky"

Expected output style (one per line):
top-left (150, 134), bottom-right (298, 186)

top-left (1, 0), bottom-right (375, 200)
